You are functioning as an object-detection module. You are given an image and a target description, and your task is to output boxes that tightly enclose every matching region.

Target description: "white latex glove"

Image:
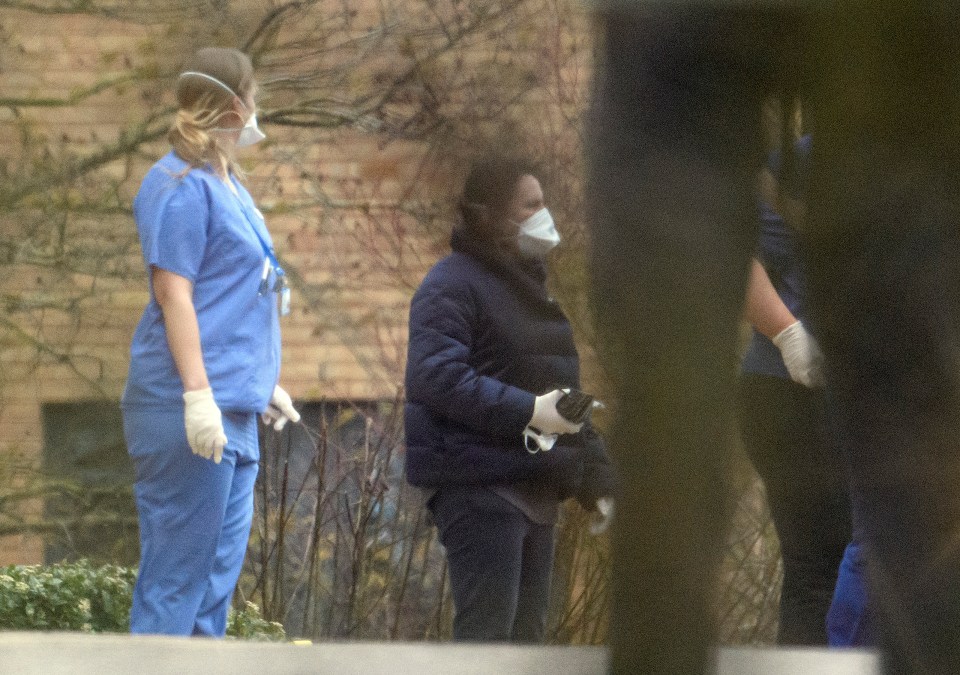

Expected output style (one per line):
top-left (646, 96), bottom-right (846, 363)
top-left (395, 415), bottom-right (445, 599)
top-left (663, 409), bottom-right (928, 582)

top-left (183, 387), bottom-right (228, 464)
top-left (589, 497), bottom-right (615, 535)
top-left (772, 321), bottom-right (826, 388)
top-left (529, 389), bottom-right (584, 436)
top-left (261, 385), bottom-right (301, 431)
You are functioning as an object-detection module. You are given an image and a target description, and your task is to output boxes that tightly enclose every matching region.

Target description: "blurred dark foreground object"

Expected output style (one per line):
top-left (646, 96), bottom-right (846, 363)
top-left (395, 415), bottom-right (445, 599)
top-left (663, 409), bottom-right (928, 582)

top-left (587, 2), bottom-right (960, 674)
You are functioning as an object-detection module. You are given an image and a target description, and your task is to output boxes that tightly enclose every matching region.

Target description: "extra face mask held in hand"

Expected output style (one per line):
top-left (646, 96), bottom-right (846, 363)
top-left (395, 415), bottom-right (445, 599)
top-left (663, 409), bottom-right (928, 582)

top-left (523, 388), bottom-right (605, 454)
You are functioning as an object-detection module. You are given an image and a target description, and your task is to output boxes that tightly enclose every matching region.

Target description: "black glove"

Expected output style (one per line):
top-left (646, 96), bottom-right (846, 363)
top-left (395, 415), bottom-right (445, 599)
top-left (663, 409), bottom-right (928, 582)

top-left (575, 425), bottom-right (618, 510)
top-left (539, 444), bottom-right (585, 502)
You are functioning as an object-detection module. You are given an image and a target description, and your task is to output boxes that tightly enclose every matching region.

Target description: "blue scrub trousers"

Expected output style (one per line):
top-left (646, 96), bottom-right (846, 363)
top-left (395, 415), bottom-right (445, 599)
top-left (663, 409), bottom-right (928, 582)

top-left (827, 540), bottom-right (874, 647)
top-left (123, 406), bottom-right (259, 636)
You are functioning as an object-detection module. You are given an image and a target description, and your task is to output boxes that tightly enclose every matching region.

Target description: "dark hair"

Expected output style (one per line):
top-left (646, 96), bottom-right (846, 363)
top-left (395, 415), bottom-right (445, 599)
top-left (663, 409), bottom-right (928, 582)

top-left (458, 155), bottom-right (538, 241)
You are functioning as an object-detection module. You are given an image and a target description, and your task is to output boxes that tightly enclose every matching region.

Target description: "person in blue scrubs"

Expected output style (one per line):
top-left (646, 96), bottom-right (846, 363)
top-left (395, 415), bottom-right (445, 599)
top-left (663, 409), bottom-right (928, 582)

top-left (739, 131), bottom-right (851, 645)
top-left (121, 47), bottom-right (300, 636)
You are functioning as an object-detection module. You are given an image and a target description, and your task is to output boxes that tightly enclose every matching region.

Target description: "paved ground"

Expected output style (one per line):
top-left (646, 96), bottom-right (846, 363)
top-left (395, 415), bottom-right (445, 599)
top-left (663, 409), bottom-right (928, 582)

top-left (0, 632), bottom-right (880, 674)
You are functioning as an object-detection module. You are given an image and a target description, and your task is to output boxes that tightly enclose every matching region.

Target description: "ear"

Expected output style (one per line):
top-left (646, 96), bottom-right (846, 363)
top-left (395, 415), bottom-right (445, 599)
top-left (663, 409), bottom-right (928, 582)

top-left (230, 95), bottom-right (247, 121)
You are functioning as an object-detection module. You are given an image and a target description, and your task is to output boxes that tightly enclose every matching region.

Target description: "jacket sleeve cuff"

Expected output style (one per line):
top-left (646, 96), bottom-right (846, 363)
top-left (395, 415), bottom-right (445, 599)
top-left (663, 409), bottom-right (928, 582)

top-left (500, 388), bottom-right (536, 436)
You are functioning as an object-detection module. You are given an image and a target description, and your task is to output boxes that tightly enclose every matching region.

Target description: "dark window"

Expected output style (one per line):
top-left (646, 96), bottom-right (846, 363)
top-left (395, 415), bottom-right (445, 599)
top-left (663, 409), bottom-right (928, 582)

top-left (41, 401), bottom-right (138, 565)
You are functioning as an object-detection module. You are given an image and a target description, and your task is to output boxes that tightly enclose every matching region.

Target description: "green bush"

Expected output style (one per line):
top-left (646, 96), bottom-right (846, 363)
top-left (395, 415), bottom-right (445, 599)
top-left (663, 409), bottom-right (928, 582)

top-left (0, 561), bottom-right (284, 640)
top-left (0, 560), bottom-right (134, 632)
top-left (226, 601), bottom-right (287, 642)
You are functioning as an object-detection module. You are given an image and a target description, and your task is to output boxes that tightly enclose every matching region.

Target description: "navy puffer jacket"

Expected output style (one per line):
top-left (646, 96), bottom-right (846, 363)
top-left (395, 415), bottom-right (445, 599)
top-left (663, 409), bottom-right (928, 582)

top-left (404, 224), bottom-right (616, 504)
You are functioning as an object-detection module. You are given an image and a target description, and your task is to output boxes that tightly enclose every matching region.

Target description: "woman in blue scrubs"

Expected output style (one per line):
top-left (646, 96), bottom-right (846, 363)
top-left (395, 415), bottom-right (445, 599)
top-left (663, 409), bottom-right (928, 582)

top-left (739, 129), bottom-right (850, 645)
top-left (121, 47), bottom-right (299, 636)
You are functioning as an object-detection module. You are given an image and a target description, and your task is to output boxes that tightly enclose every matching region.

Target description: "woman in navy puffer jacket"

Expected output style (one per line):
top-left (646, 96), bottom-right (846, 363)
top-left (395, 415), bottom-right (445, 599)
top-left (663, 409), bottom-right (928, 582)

top-left (404, 155), bottom-right (616, 642)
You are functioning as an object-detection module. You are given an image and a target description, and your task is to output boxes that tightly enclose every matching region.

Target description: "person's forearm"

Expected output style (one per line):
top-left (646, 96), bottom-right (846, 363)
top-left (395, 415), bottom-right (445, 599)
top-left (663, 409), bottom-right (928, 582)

top-left (743, 258), bottom-right (796, 338)
top-left (158, 291), bottom-right (209, 393)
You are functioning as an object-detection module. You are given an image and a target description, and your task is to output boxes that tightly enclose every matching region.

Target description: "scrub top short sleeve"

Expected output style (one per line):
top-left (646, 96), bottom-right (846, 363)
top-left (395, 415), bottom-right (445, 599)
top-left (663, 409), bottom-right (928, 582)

top-left (123, 152), bottom-right (281, 413)
top-left (144, 178), bottom-right (210, 282)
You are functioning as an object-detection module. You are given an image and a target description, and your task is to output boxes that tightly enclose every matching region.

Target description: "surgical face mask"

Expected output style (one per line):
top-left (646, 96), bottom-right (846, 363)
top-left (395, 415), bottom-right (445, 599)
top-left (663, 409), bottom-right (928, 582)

top-left (236, 112), bottom-right (265, 147)
top-left (179, 70), bottom-right (265, 146)
top-left (515, 207), bottom-right (560, 257)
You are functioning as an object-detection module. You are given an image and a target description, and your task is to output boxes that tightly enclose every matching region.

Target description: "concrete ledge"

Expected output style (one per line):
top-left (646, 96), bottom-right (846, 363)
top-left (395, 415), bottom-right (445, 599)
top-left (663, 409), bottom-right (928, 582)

top-left (0, 632), bottom-right (880, 674)
top-left (717, 646), bottom-right (879, 675)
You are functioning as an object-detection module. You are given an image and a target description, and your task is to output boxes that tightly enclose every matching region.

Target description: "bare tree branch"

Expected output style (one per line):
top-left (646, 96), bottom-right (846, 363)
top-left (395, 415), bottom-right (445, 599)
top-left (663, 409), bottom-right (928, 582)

top-left (0, 73), bottom-right (142, 109)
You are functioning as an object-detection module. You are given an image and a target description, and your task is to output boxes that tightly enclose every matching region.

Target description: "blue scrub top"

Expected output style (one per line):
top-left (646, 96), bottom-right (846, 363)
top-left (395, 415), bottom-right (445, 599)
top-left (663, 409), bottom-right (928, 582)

top-left (122, 151), bottom-right (281, 413)
top-left (741, 135), bottom-right (812, 379)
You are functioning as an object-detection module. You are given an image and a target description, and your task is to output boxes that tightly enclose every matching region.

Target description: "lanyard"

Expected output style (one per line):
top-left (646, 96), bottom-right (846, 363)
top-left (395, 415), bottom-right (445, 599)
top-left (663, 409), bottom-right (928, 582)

top-left (255, 233), bottom-right (291, 317)
top-left (229, 178), bottom-right (291, 316)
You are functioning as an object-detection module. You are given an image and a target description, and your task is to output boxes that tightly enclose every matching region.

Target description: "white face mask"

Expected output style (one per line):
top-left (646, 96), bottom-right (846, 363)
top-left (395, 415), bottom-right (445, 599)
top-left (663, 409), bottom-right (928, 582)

top-left (236, 112), bottom-right (266, 147)
top-left (515, 207), bottom-right (560, 257)
top-left (179, 70), bottom-right (265, 146)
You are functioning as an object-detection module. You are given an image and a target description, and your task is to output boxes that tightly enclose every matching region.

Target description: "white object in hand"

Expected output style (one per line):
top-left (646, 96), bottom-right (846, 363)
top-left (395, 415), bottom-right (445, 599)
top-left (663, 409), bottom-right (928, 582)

top-left (523, 390), bottom-right (585, 453)
top-left (183, 387), bottom-right (228, 464)
top-left (589, 497), bottom-right (615, 535)
top-left (772, 321), bottom-right (825, 388)
top-left (530, 389), bottom-right (584, 436)
top-left (523, 427), bottom-right (559, 454)
top-left (262, 385), bottom-right (301, 431)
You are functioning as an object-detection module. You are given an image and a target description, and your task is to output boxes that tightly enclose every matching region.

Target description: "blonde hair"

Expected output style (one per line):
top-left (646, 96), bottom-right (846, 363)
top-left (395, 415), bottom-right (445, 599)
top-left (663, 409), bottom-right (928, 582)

top-left (168, 47), bottom-right (256, 178)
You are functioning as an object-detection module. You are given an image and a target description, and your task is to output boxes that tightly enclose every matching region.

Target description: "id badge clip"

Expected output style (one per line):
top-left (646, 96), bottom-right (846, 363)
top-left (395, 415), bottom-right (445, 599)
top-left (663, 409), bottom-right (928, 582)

top-left (274, 269), bottom-right (291, 317)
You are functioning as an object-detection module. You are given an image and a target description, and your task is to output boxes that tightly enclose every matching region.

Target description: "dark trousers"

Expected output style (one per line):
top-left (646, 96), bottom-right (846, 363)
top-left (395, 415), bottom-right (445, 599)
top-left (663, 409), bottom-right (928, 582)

top-left (738, 374), bottom-right (850, 645)
top-left (589, 4), bottom-right (960, 674)
top-left (429, 486), bottom-right (555, 642)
